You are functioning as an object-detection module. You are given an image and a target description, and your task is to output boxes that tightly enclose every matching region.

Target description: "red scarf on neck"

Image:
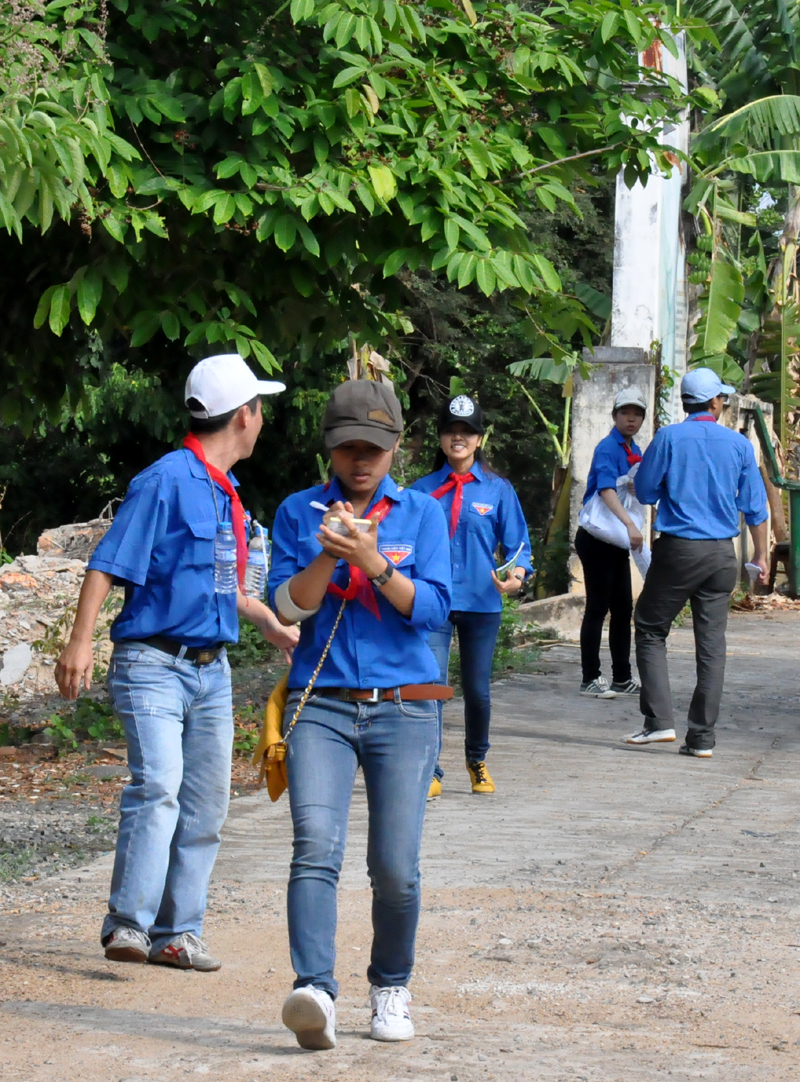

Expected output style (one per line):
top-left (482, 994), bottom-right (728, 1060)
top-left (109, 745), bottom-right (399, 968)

top-left (624, 446), bottom-right (642, 467)
top-left (183, 434), bottom-right (247, 587)
top-left (325, 493), bottom-right (394, 618)
top-left (429, 470), bottom-right (476, 537)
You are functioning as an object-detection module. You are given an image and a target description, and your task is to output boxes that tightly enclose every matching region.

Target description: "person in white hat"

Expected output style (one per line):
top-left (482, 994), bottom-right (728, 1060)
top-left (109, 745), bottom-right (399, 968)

top-left (625, 367), bottom-right (768, 757)
top-left (55, 353), bottom-right (298, 971)
top-left (575, 386), bottom-right (648, 699)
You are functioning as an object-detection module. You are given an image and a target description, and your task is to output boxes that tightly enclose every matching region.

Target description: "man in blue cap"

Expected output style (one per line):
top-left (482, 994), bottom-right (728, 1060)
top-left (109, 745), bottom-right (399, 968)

top-left (624, 368), bottom-right (768, 758)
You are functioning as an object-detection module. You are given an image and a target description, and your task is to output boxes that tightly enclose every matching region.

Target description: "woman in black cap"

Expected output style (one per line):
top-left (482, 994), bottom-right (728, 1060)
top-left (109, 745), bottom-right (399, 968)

top-left (412, 394), bottom-right (532, 795)
top-left (269, 379), bottom-right (453, 1049)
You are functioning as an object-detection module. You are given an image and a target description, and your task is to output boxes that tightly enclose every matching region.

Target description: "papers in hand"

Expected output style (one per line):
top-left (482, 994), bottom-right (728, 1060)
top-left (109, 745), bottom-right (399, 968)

top-left (496, 541), bottom-right (526, 578)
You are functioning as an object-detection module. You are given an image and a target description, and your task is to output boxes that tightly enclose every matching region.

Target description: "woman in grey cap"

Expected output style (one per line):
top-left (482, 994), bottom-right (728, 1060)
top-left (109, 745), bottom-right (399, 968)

top-left (575, 388), bottom-right (647, 699)
top-left (268, 379), bottom-right (452, 1050)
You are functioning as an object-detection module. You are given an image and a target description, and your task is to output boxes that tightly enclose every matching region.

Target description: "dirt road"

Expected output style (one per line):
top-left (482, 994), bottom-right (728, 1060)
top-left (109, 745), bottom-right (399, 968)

top-left (2, 610), bottom-right (799, 1080)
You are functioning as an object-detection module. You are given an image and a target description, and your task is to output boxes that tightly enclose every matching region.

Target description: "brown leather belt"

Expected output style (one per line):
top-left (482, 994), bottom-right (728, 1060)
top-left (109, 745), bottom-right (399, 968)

top-left (317, 685), bottom-right (454, 703)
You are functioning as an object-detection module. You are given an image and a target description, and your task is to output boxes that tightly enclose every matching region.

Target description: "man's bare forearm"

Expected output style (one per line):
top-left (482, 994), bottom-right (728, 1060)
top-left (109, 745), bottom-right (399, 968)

top-left (70, 571), bottom-right (114, 644)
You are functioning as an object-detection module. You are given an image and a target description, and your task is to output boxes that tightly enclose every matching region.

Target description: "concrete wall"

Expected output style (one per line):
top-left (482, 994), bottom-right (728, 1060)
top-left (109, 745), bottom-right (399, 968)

top-left (569, 348), bottom-right (656, 597)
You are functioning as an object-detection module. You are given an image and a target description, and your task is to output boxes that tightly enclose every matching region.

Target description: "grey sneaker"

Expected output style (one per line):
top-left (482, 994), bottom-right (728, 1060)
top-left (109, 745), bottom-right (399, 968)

top-left (610, 678), bottom-right (641, 695)
top-left (104, 925), bottom-right (150, 964)
top-left (148, 932), bottom-right (221, 972)
top-left (625, 727), bottom-right (676, 744)
top-left (679, 744), bottom-right (713, 759)
top-left (580, 677), bottom-right (617, 699)
top-left (282, 986), bottom-right (336, 1050)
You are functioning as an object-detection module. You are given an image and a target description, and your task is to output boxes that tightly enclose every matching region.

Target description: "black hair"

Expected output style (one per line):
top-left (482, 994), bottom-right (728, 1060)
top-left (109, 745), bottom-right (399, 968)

top-left (683, 399), bottom-right (714, 414)
top-left (432, 444), bottom-right (498, 475)
top-left (187, 395), bottom-right (259, 434)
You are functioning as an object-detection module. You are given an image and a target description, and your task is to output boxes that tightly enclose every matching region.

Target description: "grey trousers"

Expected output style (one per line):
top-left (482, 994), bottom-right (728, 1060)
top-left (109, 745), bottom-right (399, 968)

top-left (634, 535), bottom-right (738, 749)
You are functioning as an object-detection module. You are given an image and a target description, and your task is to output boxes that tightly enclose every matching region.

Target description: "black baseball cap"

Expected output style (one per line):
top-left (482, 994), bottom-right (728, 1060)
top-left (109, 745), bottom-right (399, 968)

top-left (437, 394), bottom-right (485, 435)
top-left (323, 380), bottom-right (403, 451)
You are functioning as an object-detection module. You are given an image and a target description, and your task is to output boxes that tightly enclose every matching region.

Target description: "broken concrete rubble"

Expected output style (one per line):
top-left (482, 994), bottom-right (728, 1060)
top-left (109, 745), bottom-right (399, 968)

top-left (0, 528), bottom-right (117, 731)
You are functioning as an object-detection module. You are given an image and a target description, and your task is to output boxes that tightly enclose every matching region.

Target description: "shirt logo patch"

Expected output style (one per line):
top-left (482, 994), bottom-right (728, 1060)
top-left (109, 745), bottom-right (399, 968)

top-left (471, 502), bottom-right (494, 516)
top-left (450, 394), bottom-right (476, 417)
top-left (379, 544), bottom-right (413, 565)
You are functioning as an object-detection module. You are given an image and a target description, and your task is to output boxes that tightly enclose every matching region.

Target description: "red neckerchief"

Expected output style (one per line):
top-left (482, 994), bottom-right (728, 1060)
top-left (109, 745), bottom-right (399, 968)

top-left (624, 446), bottom-right (642, 467)
top-left (183, 434), bottom-right (247, 587)
top-left (325, 492), bottom-right (395, 618)
top-left (689, 413), bottom-right (717, 423)
top-left (429, 471), bottom-right (476, 538)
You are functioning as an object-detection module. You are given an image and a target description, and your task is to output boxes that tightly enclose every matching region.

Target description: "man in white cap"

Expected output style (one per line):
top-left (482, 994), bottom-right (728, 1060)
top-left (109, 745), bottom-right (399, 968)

top-left (625, 367), bottom-right (768, 758)
top-left (56, 354), bottom-right (298, 970)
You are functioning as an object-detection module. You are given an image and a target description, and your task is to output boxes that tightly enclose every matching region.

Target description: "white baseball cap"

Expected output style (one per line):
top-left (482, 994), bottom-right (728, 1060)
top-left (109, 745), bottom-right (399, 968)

top-left (613, 387), bottom-right (647, 412)
top-left (185, 354), bottom-right (285, 418)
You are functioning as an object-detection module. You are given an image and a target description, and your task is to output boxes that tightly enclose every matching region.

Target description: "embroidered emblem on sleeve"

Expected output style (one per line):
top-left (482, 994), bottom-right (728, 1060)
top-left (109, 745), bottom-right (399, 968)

top-left (378, 544), bottom-right (413, 565)
top-left (471, 502), bottom-right (494, 515)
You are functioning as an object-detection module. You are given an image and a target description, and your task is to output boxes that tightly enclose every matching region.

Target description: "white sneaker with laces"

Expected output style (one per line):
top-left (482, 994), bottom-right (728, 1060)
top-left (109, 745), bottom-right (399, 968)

top-left (282, 987), bottom-right (336, 1050)
top-left (625, 727), bottom-right (676, 744)
top-left (369, 985), bottom-right (414, 1042)
top-left (580, 677), bottom-right (617, 699)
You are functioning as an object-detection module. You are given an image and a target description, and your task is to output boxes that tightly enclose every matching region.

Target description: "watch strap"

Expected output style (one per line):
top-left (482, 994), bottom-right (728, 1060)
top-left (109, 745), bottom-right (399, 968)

top-left (369, 561), bottom-right (394, 587)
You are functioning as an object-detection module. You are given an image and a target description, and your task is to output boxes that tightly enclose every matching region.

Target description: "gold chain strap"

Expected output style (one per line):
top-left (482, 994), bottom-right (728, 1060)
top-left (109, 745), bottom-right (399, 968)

top-left (279, 597), bottom-right (347, 747)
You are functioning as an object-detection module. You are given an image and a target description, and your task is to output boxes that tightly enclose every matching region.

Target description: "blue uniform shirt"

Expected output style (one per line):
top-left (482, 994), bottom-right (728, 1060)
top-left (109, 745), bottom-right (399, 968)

top-left (88, 449), bottom-right (240, 646)
top-left (412, 460), bottom-right (533, 613)
top-left (634, 414), bottom-right (768, 539)
top-left (269, 475), bottom-right (451, 689)
top-left (584, 427), bottom-right (643, 503)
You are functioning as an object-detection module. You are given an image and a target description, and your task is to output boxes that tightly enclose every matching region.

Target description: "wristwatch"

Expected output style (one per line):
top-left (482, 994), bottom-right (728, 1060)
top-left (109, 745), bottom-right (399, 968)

top-left (512, 572), bottom-right (525, 583)
top-left (369, 561), bottom-right (394, 587)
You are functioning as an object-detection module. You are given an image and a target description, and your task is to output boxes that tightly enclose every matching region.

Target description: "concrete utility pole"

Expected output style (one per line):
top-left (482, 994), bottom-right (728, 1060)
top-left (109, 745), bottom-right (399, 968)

top-left (610, 29), bottom-right (690, 425)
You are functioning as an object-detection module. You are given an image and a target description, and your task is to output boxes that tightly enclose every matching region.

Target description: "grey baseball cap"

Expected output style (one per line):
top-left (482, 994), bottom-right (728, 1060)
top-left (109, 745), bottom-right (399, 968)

top-left (322, 380), bottom-right (403, 450)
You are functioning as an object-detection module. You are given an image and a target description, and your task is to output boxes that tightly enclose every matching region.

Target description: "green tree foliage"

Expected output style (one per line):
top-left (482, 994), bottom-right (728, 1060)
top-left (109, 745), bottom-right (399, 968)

top-left (0, 0), bottom-right (688, 427)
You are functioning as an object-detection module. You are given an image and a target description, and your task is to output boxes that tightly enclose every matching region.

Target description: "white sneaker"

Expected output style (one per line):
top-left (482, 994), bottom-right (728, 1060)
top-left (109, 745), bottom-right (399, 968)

top-left (369, 985), bottom-right (414, 1042)
top-left (625, 727), bottom-right (676, 744)
top-left (282, 987), bottom-right (336, 1050)
top-left (580, 677), bottom-right (617, 699)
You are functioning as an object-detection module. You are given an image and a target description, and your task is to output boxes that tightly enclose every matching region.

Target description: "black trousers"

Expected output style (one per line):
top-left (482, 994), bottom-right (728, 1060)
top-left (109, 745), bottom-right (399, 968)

top-left (575, 527), bottom-right (633, 685)
top-left (634, 535), bottom-right (738, 750)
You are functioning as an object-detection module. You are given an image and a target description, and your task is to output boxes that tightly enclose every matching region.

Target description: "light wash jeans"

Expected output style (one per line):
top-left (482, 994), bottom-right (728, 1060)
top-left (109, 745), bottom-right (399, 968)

top-left (102, 641), bottom-right (233, 952)
top-left (428, 610), bottom-right (503, 779)
top-left (285, 690), bottom-right (438, 998)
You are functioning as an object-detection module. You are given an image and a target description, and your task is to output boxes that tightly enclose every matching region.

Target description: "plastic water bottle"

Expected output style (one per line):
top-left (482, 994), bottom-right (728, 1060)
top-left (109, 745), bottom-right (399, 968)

top-left (243, 526), bottom-right (269, 599)
top-left (213, 521), bottom-right (238, 594)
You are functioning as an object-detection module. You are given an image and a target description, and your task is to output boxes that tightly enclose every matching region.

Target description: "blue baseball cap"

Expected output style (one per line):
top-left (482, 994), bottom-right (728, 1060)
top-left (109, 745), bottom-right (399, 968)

top-left (680, 367), bottom-right (735, 405)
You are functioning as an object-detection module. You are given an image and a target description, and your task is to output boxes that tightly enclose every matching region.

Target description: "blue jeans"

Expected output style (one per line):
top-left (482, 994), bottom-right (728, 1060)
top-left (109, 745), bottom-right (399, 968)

top-left (428, 610), bottom-right (503, 779)
top-left (285, 691), bottom-right (438, 998)
top-left (103, 642), bottom-right (233, 952)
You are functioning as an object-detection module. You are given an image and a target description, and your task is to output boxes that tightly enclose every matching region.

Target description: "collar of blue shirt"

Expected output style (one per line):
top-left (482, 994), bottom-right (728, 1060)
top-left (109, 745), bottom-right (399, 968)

top-left (431, 458), bottom-right (486, 483)
top-left (323, 472), bottom-right (401, 507)
top-left (182, 446), bottom-right (240, 488)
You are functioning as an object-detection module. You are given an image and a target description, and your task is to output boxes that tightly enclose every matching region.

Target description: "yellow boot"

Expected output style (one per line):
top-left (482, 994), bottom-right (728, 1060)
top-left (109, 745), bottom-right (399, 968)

top-left (427, 777), bottom-right (442, 800)
top-left (466, 760), bottom-right (495, 794)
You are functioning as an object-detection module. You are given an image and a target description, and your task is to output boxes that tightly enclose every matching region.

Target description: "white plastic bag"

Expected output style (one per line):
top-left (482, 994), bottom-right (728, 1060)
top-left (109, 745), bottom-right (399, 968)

top-left (578, 470), bottom-right (646, 550)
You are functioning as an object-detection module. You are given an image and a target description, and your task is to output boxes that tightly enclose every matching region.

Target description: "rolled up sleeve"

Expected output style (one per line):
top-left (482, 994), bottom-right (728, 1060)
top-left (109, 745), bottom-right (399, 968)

top-left (407, 498), bottom-right (452, 631)
top-left (87, 477), bottom-right (167, 586)
top-left (737, 444), bottom-right (769, 525)
top-left (267, 500), bottom-right (300, 610)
